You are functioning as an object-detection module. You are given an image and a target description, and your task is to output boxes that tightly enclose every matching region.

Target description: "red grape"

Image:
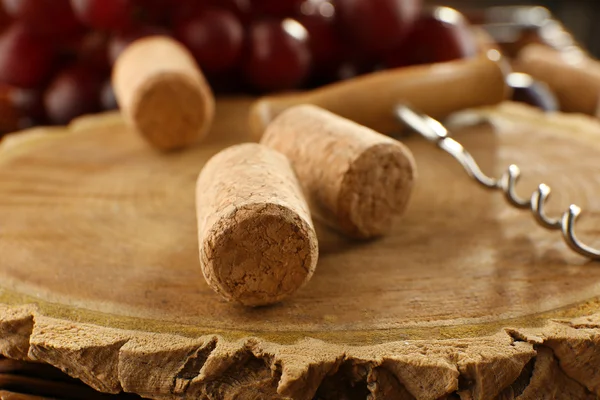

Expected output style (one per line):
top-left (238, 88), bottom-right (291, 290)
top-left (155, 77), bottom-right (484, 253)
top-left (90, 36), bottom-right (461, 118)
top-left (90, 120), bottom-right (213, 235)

top-left (107, 25), bottom-right (170, 65)
top-left (0, 88), bottom-right (22, 133)
top-left (0, 83), bottom-right (42, 133)
top-left (0, 24), bottom-right (54, 88)
top-left (60, 31), bottom-right (110, 73)
top-left (299, 0), bottom-right (335, 18)
top-left (334, 52), bottom-right (378, 80)
top-left (335, 0), bottom-right (421, 54)
top-left (169, 0), bottom-right (200, 26)
top-left (44, 65), bottom-right (102, 125)
top-left (135, 0), bottom-right (170, 24)
top-left (99, 80), bottom-right (118, 110)
top-left (251, 0), bottom-right (304, 17)
top-left (175, 8), bottom-right (244, 73)
top-left (0, 3), bottom-right (11, 31)
top-left (2, 0), bottom-right (81, 38)
top-left (171, 0), bottom-right (252, 26)
top-left (70, 0), bottom-right (134, 31)
top-left (217, 0), bottom-right (252, 23)
top-left (385, 7), bottom-right (477, 67)
top-left (207, 70), bottom-right (246, 94)
top-left (243, 19), bottom-right (311, 91)
top-left (11, 84), bottom-right (42, 118)
top-left (297, 0), bottom-right (343, 77)
top-left (80, 32), bottom-right (110, 72)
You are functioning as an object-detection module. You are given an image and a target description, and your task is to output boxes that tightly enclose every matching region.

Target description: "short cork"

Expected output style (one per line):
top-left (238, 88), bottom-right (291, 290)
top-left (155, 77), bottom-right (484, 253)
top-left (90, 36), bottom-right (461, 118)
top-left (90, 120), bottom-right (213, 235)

top-left (261, 105), bottom-right (417, 239)
top-left (196, 143), bottom-right (319, 306)
top-left (112, 36), bottom-right (215, 151)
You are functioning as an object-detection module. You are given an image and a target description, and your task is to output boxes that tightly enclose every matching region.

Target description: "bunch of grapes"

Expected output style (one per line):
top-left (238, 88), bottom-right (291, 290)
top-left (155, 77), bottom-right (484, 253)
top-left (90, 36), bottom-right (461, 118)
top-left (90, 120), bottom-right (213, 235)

top-left (0, 0), bottom-right (477, 134)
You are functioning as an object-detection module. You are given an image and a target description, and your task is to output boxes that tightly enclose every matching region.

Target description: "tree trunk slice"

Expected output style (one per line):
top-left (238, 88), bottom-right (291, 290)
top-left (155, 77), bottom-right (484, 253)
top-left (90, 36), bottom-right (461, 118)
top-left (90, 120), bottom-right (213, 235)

top-left (1, 99), bottom-right (600, 399)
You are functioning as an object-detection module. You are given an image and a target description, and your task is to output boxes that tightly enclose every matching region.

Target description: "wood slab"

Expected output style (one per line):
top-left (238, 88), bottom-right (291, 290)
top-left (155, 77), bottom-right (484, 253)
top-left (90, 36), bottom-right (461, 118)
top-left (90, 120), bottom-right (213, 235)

top-left (1, 99), bottom-right (600, 400)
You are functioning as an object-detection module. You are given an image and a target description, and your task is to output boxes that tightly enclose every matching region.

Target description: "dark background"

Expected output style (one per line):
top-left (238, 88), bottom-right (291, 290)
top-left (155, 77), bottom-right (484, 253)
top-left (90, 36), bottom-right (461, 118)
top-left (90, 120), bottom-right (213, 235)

top-left (444, 0), bottom-right (600, 56)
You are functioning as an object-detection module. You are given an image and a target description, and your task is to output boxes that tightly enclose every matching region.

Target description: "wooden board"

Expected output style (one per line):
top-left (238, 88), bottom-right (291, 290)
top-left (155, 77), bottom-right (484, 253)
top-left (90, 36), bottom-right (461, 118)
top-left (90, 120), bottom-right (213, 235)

top-left (1, 99), bottom-right (600, 400)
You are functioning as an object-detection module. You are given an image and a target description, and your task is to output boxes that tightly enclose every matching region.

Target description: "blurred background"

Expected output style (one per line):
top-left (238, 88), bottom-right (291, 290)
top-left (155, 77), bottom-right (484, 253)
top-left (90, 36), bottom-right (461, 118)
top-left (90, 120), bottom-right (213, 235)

top-left (446, 0), bottom-right (600, 55)
top-left (0, 0), bottom-right (598, 135)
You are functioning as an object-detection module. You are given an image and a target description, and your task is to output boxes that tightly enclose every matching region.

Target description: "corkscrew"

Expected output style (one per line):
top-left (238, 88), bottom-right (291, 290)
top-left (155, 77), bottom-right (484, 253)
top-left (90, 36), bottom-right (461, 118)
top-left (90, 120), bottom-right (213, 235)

top-left (395, 104), bottom-right (600, 261)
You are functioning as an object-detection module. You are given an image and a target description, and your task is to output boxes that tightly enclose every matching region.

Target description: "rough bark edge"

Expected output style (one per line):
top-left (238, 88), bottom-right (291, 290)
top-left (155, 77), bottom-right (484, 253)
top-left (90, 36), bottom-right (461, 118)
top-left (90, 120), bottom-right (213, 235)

top-left (2, 303), bottom-right (600, 400)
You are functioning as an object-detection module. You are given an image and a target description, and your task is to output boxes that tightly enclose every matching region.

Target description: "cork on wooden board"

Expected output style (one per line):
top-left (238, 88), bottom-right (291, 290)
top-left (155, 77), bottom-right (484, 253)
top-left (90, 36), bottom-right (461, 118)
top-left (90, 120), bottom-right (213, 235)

top-left (112, 36), bottom-right (215, 151)
top-left (196, 143), bottom-right (319, 307)
top-left (261, 104), bottom-right (417, 239)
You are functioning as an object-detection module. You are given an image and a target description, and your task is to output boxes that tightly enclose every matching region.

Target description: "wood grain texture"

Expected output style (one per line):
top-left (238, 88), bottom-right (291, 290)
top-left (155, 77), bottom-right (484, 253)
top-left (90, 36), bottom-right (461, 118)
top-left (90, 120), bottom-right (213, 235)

top-left (1, 99), bottom-right (600, 399)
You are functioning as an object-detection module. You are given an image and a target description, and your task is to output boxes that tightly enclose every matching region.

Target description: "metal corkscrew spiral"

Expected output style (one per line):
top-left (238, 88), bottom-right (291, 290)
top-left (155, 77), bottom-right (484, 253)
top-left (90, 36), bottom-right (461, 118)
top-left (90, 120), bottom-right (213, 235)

top-left (395, 104), bottom-right (600, 261)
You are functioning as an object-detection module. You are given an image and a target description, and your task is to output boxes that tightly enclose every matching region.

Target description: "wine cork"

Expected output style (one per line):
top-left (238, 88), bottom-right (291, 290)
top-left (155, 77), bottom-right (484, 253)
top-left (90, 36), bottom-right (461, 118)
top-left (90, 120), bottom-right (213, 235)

top-left (112, 36), bottom-right (215, 151)
top-left (196, 143), bottom-right (318, 307)
top-left (261, 105), bottom-right (417, 239)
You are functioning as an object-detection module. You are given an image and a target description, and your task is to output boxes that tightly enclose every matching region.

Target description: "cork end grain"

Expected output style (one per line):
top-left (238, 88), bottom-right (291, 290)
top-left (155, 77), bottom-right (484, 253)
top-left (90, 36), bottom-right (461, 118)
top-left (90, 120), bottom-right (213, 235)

top-left (113, 36), bottom-right (215, 151)
top-left (201, 202), bottom-right (317, 307)
top-left (196, 143), bottom-right (318, 307)
top-left (338, 142), bottom-right (416, 238)
top-left (131, 72), bottom-right (212, 151)
top-left (261, 104), bottom-right (417, 239)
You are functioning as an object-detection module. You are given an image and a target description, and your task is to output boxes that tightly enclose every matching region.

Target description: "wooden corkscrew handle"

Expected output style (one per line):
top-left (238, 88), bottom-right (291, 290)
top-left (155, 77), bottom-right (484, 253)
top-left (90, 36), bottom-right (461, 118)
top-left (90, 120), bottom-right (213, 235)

top-left (515, 44), bottom-right (600, 116)
top-left (249, 51), bottom-right (511, 139)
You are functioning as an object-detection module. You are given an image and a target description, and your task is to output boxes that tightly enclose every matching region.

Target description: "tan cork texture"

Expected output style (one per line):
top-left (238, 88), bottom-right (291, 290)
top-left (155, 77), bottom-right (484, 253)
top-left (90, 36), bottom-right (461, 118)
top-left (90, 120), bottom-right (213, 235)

top-left (261, 105), bottom-right (417, 239)
top-left (196, 143), bottom-right (319, 307)
top-left (112, 36), bottom-right (215, 151)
